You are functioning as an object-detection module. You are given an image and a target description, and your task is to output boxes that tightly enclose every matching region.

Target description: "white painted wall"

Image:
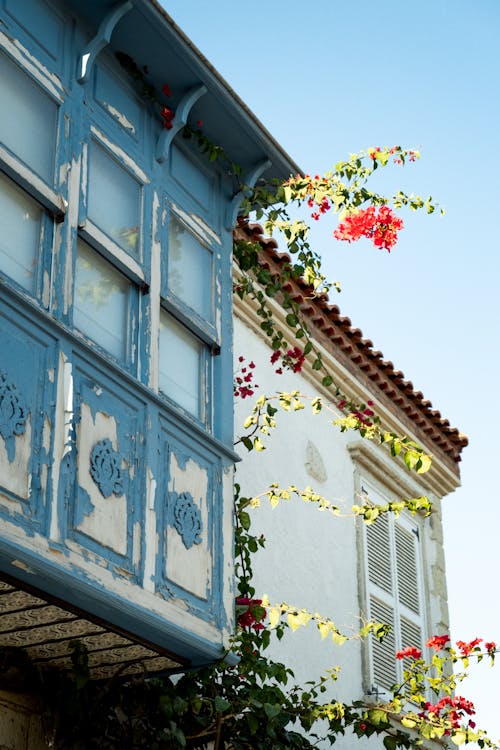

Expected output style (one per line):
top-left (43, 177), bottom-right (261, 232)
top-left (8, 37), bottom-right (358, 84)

top-left (234, 312), bottom-right (450, 750)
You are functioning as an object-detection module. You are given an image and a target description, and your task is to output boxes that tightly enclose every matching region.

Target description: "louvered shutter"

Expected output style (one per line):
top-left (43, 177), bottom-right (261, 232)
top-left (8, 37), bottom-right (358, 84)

top-left (400, 616), bottom-right (423, 673)
top-left (370, 596), bottom-right (397, 690)
top-left (366, 513), bottom-right (392, 594)
top-left (366, 510), bottom-right (396, 691)
top-left (395, 522), bottom-right (420, 615)
top-left (395, 520), bottom-right (424, 673)
top-left (363, 482), bottom-right (426, 694)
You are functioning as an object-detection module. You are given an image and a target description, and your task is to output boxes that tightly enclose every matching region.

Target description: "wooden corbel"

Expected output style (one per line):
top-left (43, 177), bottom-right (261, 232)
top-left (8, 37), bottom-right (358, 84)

top-left (77, 0), bottom-right (134, 84)
top-left (155, 84), bottom-right (207, 163)
top-left (225, 158), bottom-right (271, 230)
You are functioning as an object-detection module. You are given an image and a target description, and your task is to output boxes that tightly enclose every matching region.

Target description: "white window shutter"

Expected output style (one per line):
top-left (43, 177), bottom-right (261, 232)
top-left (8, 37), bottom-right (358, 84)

top-left (362, 481), bottom-right (427, 694)
top-left (395, 522), bottom-right (420, 615)
top-left (366, 512), bottom-right (392, 594)
top-left (370, 595), bottom-right (397, 691)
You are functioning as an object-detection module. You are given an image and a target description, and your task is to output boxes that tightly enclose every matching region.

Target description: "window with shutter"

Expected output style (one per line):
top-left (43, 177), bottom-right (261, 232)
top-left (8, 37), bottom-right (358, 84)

top-left (362, 481), bottom-right (426, 695)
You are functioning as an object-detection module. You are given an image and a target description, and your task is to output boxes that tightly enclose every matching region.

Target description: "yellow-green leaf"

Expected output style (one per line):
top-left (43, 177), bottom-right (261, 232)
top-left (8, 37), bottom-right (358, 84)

top-left (268, 607), bottom-right (280, 629)
top-left (253, 437), bottom-right (265, 451)
top-left (318, 622), bottom-right (330, 639)
top-left (416, 453), bottom-right (432, 474)
top-left (288, 613), bottom-right (302, 631)
top-left (401, 717), bottom-right (417, 729)
top-left (332, 632), bottom-right (347, 646)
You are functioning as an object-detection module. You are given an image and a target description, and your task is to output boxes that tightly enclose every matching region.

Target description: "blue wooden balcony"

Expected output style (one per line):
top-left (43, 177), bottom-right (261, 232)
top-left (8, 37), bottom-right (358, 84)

top-left (0, 0), bottom-right (297, 673)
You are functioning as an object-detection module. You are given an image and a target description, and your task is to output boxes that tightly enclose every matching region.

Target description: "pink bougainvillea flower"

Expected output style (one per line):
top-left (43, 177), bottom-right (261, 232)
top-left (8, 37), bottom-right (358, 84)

top-left (456, 638), bottom-right (483, 657)
top-left (426, 634), bottom-right (450, 652)
top-left (235, 597), bottom-right (266, 631)
top-left (334, 205), bottom-right (403, 252)
top-left (334, 206), bottom-right (377, 243)
top-left (234, 355), bottom-right (259, 399)
top-left (270, 346), bottom-right (305, 374)
top-left (396, 645), bottom-right (422, 660)
top-left (424, 695), bottom-right (475, 729)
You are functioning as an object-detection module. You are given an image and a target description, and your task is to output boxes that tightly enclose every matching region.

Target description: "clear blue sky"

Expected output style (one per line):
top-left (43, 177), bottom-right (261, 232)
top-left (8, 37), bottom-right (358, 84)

top-left (161, 1), bottom-right (500, 739)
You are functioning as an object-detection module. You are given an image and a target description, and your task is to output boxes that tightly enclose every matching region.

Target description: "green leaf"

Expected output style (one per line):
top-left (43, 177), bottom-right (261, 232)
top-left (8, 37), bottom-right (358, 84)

top-left (401, 716), bottom-right (417, 729)
top-left (367, 708), bottom-right (389, 727)
top-left (404, 450), bottom-right (420, 471)
top-left (312, 358), bottom-right (322, 370)
top-left (239, 511), bottom-right (251, 531)
top-left (391, 440), bottom-right (401, 456)
top-left (248, 537), bottom-right (258, 553)
top-left (286, 313), bottom-right (298, 327)
top-left (264, 703), bottom-right (282, 719)
top-left (416, 453), bottom-right (432, 474)
top-left (322, 375), bottom-right (333, 387)
top-left (214, 695), bottom-right (231, 713)
top-left (241, 436), bottom-right (253, 452)
top-left (363, 507), bottom-right (380, 524)
top-left (261, 628), bottom-right (271, 649)
top-left (246, 713), bottom-right (259, 734)
top-left (383, 737), bottom-right (397, 750)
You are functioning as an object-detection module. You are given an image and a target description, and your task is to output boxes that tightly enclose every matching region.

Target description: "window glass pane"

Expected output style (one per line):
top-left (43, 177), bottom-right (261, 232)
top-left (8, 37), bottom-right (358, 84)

top-left (168, 216), bottom-right (212, 320)
top-left (0, 172), bottom-right (42, 292)
top-left (159, 311), bottom-right (203, 417)
top-left (87, 141), bottom-right (141, 255)
top-left (0, 52), bottom-right (57, 182)
top-left (74, 240), bottom-right (130, 360)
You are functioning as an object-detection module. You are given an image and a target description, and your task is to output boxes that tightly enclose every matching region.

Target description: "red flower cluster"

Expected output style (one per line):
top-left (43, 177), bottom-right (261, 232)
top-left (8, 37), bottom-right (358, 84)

top-left (337, 399), bottom-right (375, 426)
top-left (456, 637), bottom-right (483, 657)
top-left (426, 634), bottom-right (450, 652)
top-left (334, 205), bottom-right (404, 252)
top-left (235, 597), bottom-right (266, 631)
top-left (421, 695), bottom-right (476, 730)
top-left (485, 641), bottom-right (497, 654)
top-left (309, 195), bottom-right (331, 221)
top-left (159, 82), bottom-right (175, 129)
top-left (160, 105), bottom-right (174, 129)
top-left (396, 645), bottom-right (422, 660)
top-left (234, 355), bottom-right (258, 399)
top-left (270, 346), bottom-right (305, 375)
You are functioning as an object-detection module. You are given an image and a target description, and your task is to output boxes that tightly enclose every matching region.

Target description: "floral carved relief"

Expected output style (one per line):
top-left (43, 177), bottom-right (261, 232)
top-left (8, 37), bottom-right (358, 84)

top-left (0, 372), bottom-right (28, 462)
top-left (89, 438), bottom-right (124, 498)
top-left (172, 492), bottom-right (202, 550)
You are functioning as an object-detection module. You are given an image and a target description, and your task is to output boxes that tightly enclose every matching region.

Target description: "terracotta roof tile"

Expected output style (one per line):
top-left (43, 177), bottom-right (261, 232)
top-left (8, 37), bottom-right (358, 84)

top-left (235, 218), bottom-right (468, 465)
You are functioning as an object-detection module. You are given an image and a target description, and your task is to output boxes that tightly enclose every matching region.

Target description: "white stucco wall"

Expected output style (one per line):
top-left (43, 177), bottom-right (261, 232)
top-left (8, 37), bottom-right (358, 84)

top-left (234, 312), bottom-right (451, 750)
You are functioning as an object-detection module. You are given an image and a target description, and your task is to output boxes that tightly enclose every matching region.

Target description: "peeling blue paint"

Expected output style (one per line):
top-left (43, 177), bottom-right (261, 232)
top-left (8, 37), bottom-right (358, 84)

top-left (73, 487), bottom-right (94, 526)
top-left (0, 0), bottom-right (259, 664)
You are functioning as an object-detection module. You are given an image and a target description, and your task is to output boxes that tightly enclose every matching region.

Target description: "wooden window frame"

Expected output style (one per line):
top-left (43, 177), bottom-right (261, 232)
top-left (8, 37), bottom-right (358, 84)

top-left (0, 44), bottom-right (66, 301)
